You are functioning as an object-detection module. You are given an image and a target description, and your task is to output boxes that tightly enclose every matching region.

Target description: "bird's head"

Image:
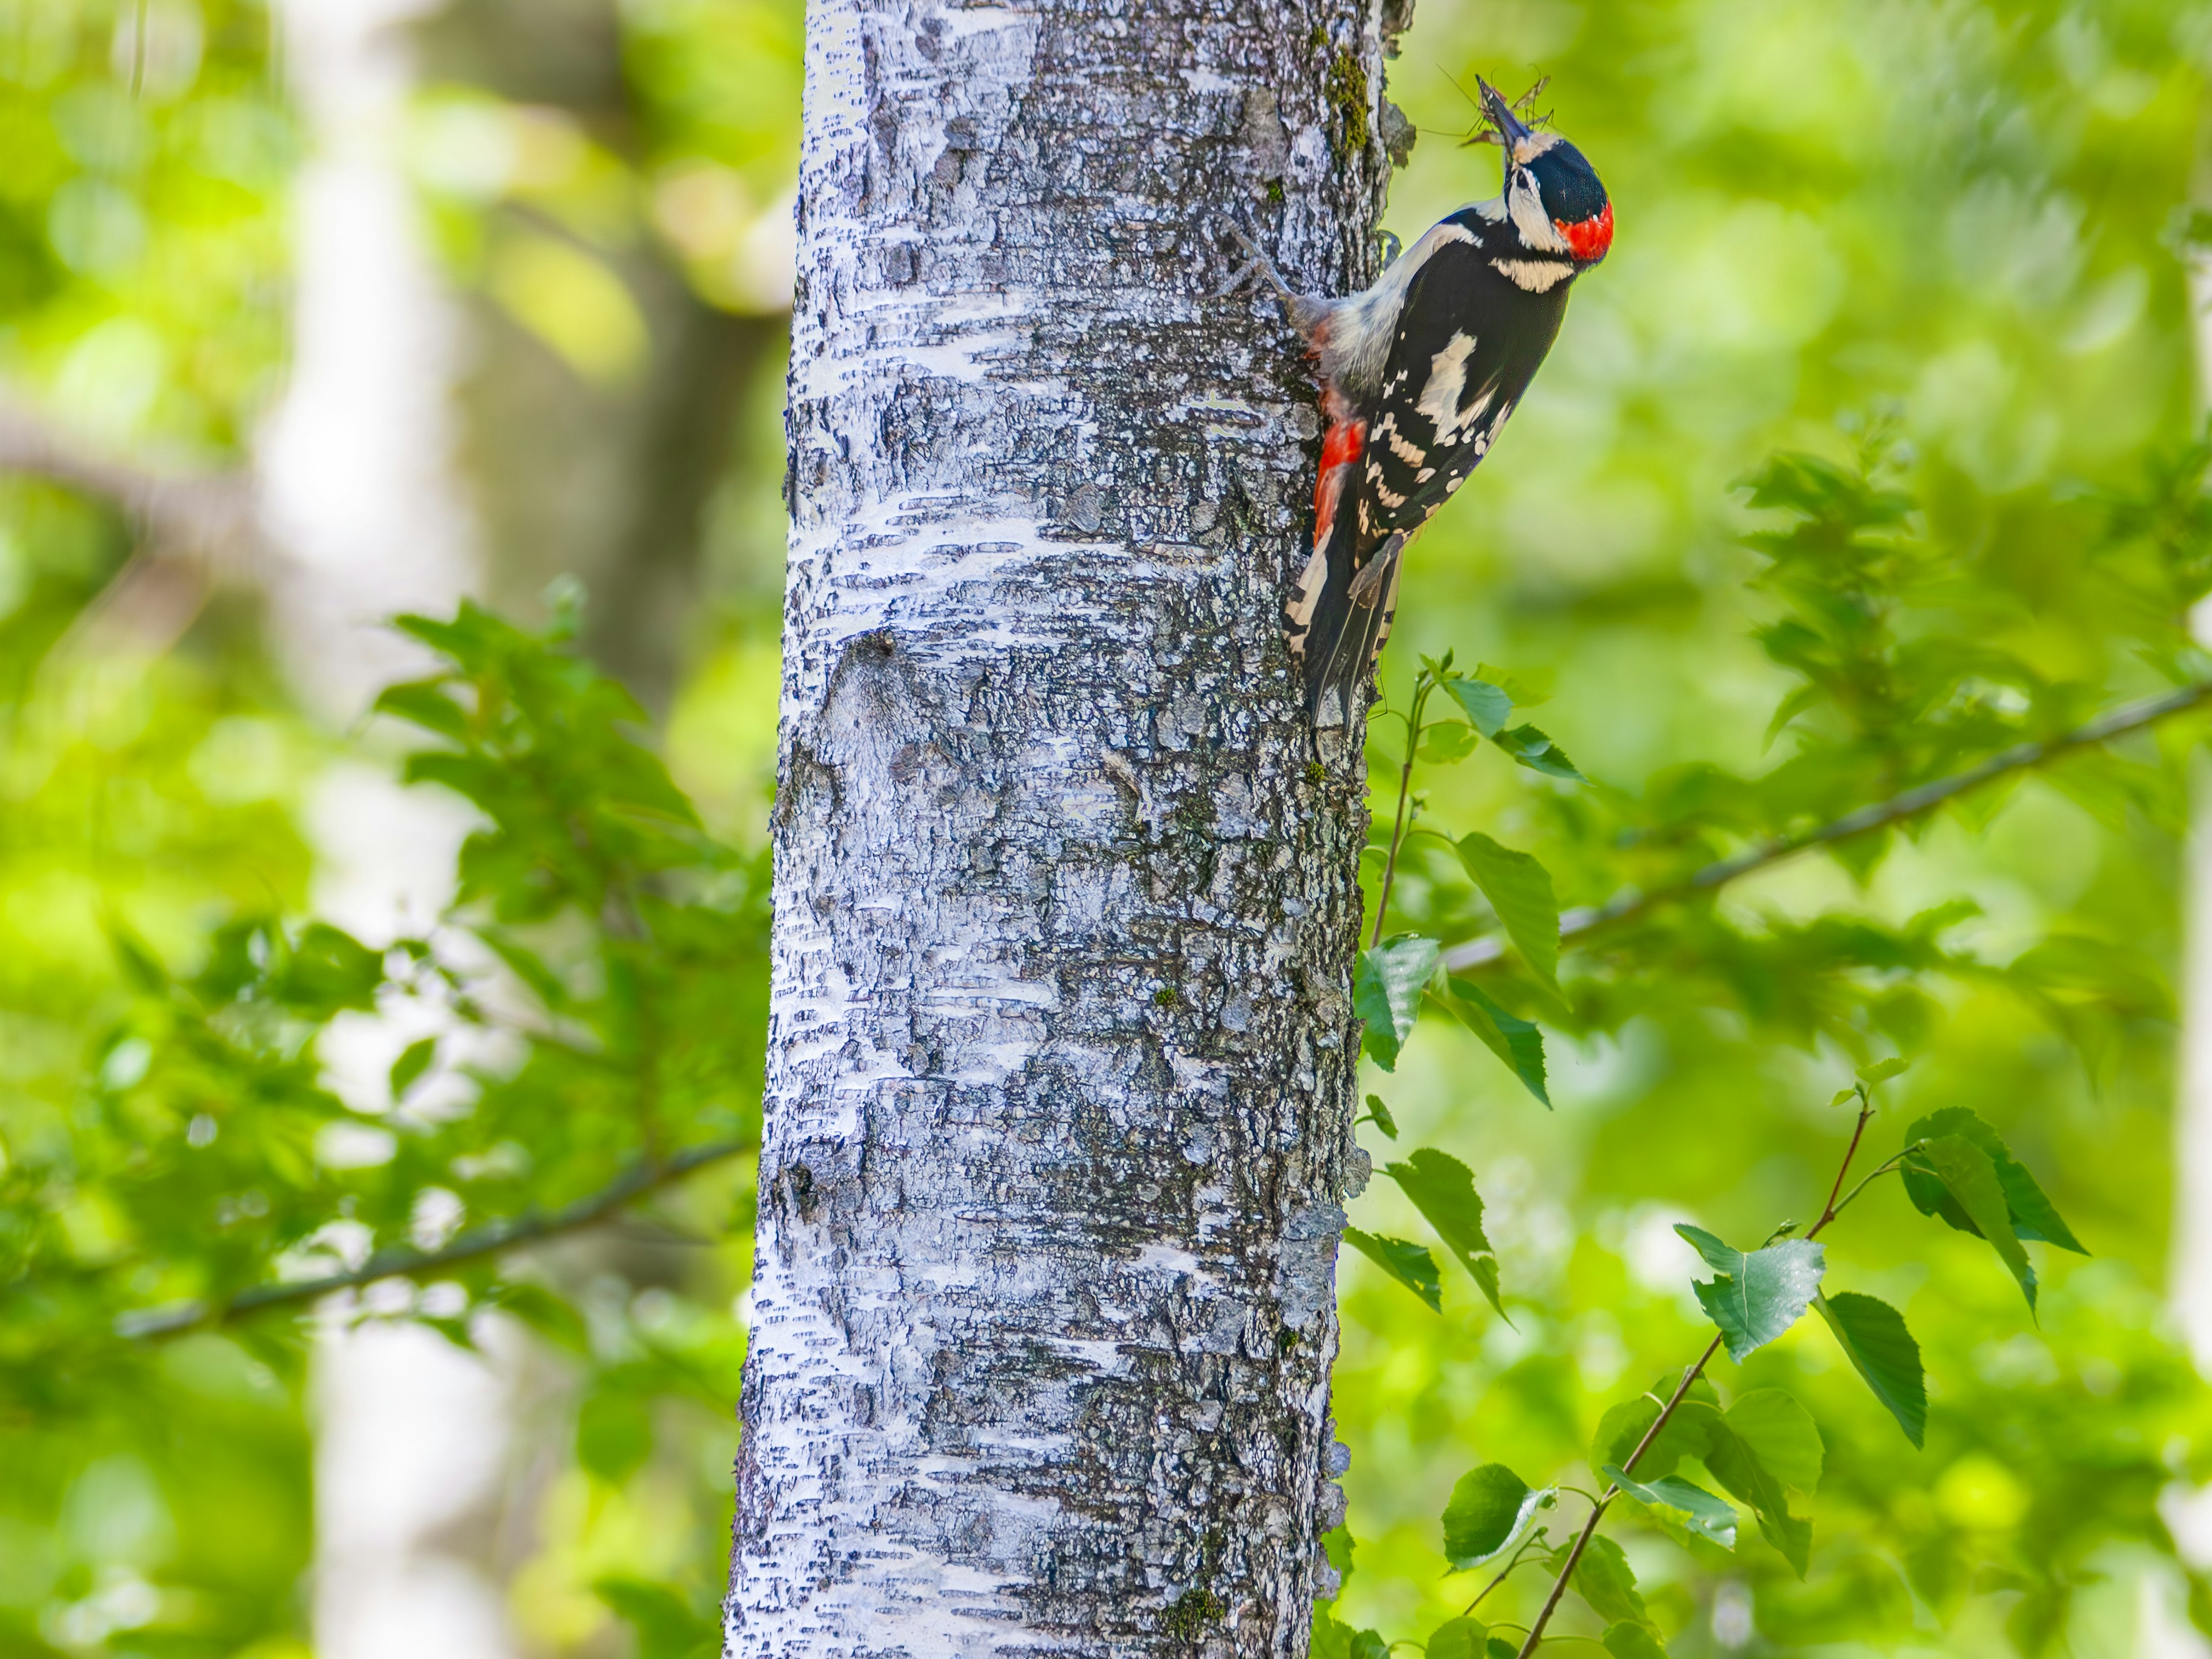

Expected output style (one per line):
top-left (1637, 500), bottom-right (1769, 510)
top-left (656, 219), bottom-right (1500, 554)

top-left (1478, 77), bottom-right (1612, 267)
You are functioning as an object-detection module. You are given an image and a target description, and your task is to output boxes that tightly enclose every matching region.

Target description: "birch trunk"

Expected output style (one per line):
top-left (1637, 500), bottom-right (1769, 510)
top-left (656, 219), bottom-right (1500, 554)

top-left (730, 2), bottom-right (1406, 1652)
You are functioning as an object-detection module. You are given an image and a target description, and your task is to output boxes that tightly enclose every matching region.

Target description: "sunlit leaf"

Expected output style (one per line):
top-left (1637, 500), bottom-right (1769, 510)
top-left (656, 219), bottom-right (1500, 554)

top-left (1343, 1228), bottom-right (1441, 1312)
top-left (1571, 1535), bottom-right (1649, 1627)
top-left (1815, 1291), bottom-right (1926, 1447)
top-left (1602, 1622), bottom-right (1668, 1659)
top-left (1603, 1465), bottom-right (1738, 1549)
top-left (1440, 977), bottom-right (1550, 1106)
top-left (1445, 677), bottom-right (1513, 737)
top-left (1442, 1463), bottom-right (1545, 1568)
top-left (1902, 1108), bottom-right (2084, 1253)
top-left (1456, 834), bottom-right (1560, 993)
top-left (1675, 1225), bottom-right (1825, 1361)
top-left (1722, 1388), bottom-right (1823, 1493)
top-left (1427, 1618), bottom-right (1487, 1659)
top-left (1386, 1149), bottom-right (1505, 1317)
top-left (1903, 1134), bottom-right (2037, 1310)
top-left (1354, 934), bottom-right (1441, 1072)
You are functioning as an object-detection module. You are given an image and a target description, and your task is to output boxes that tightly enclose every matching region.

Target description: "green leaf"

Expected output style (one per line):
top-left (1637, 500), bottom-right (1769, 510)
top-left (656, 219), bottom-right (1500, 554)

top-left (1343, 1228), bottom-right (1442, 1312)
top-left (1603, 1465), bottom-right (1738, 1549)
top-left (107, 921), bottom-right (168, 994)
top-left (1855, 1056), bottom-right (1910, 1084)
top-left (1491, 723), bottom-right (1585, 782)
top-left (1486, 1642), bottom-right (1519, 1659)
top-left (1455, 834), bottom-right (1561, 993)
top-left (1354, 934), bottom-right (1441, 1072)
top-left (1311, 1613), bottom-right (1357, 1659)
top-left (1323, 1525), bottom-right (1355, 1594)
top-left (1363, 1094), bottom-right (1399, 1139)
top-left (577, 1383), bottom-right (653, 1484)
top-left (1427, 1618), bottom-right (1487, 1659)
top-left (1588, 1384), bottom-right (1720, 1483)
top-left (1446, 678), bottom-right (1514, 737)
top-left (594, 1577), bottom-right (716, 1659)
top-left (389, 1036), bottom-right (437, 1101)
top-left (1310, 1618), bottom-right (1344, 1659)
top-left (1722, 1389), bottom-right (1823, 1493)
top-left (1601, 1622), bottom-right (1668, 1659)
top-left (276, 922), bottom-right (388, 1014)
top-left (372, 678), bottom-right (472, 743)
top-left (1419, 721), bottom-right (1482, 763)
top-left (1901, 1108), bottom-right (2084, 1253)
top-left (1350, 1632), bottom-right (1388, 1659)
top-left (1475, 662), bottom-right (1551, 707)
top-left (1440, 978), bottom-right (1550, 1106)
top-left (1815, 1291), bottom-right (1926, 1448)
top-left (1442, 1463), bottom-right (1546, 1568)
top-left (1571, 1535), bottom-right (1649, 1627)
top-left (1903, 1134), bottom-right (2037, 1310)
top-left (1674, 1225), bottom-right (1825, 1361)
top-left (1700, 1423), bottom-right (1812, 1577)
top-left (1385, 1149), bottom-right (1505, 1317)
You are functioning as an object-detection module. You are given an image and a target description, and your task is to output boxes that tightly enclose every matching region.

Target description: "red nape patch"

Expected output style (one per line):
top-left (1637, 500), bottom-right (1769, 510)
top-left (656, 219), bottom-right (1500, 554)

top-left (1555, 201), bottom-right (1613, 263)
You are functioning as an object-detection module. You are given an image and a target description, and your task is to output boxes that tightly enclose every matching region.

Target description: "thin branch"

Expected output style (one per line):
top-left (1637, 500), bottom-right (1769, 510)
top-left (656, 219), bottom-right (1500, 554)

top-left (1371, 676), bottom-right (1433, 947)
top-left (1514, 1098), bottom-right (1877, 1658)
top-left (1513, 1334), bottom-right (1722, 1659)
top-left (113, 1135), bottom-right (753, 1339)
top-left (0, 398), bottom-right (259, 567)
top-left (1445, 680), bottom-right (2212, 974)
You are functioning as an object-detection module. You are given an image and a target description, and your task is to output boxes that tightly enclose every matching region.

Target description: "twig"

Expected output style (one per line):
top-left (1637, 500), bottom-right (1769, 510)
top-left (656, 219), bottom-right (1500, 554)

top-left (0, 399), bottom-right (258, 566)
top-left (1371, 673), bottom-right (1434, 947)
top-left (1444, 681), bottom-right (2212, 974)
top-left (1513, 1099), bottom-right (1878, 1657)
top-left (113, 1135), bottom-right (753, 1339)
top-left (1464, 1532), bottom-right (1549, 1615)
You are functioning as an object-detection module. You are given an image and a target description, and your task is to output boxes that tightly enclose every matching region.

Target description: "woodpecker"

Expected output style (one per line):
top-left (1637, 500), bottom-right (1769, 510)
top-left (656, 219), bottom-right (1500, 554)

top-left (1233, 78), bottom-right (1612, 728)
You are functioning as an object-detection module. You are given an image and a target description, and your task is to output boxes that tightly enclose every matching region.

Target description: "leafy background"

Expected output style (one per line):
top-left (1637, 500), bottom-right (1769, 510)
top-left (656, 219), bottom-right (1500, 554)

top-left (5, 1), bottom-right (2212, 1658)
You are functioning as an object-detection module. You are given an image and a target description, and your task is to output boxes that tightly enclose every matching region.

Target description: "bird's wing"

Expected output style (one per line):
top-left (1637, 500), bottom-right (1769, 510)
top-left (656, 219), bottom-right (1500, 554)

top-left (1358, 239), bottom-right (1567, 540)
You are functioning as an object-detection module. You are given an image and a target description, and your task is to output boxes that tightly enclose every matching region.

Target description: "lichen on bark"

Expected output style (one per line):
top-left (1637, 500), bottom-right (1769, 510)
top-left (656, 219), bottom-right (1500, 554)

top-left (728, 2), bottom-right (1404, 1653)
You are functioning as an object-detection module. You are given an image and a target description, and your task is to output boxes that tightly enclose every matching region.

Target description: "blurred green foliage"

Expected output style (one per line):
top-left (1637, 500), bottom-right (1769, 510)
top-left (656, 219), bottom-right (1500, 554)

top-left (4, 1), bottom-right (2212, 1658)
top-left (1329, 1), bottom-right (2212, 1653)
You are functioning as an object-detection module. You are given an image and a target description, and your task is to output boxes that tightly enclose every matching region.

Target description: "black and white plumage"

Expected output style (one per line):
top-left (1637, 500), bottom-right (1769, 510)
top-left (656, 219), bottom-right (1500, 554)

top-left (1238, 79), bottom-right (1612, 727)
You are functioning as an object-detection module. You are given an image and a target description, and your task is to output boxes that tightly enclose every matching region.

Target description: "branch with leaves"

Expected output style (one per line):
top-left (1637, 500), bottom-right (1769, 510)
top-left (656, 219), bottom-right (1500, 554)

top-left (115, 1135), bottom-right (753, 1339)
top-left (1442, 678), bottom-right (2212, 973)
top-left (5, 599), bottom-right (768, 1389)
top-left (1324, 1068), bottom-right (2082, 1659)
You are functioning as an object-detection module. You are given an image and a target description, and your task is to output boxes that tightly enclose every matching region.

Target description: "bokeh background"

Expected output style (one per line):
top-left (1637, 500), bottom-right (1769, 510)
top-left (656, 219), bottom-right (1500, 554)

top-left (6, 2), bottom-right (2212, 1658)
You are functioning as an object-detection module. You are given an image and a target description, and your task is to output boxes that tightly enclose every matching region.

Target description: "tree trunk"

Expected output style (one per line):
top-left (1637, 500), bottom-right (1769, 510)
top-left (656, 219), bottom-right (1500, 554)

top-left (731, 2), bottom-right (1403, 1652)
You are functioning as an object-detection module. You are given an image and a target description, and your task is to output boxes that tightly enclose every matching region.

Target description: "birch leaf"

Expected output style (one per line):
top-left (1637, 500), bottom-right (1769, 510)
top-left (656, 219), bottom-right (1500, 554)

top-left (1815, 1291), bottom-right (1927, 1448)
top-left (1456, 834), bottom-right (1560, 993)
top-left (1354, 934), bottom-right (1440, 1072)
top-left (1675, 1225), bottom-right (1825, 1361)
top-left (1343, 1228), bottom-right (1442, 1312)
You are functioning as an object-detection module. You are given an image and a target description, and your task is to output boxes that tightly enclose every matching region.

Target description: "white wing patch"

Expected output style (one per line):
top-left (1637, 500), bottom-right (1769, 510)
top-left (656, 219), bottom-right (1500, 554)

top-left (1415, 333), bottom-right (1496, 448)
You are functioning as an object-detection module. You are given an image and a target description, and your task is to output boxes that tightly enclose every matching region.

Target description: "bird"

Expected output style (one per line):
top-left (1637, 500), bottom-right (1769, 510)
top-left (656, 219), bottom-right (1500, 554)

top-left (1229, 77), bottom-right (1612, 728)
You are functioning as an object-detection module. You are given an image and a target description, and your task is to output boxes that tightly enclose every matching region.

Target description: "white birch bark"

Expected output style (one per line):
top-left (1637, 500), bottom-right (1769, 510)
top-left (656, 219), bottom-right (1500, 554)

top-left (730, 1), bottom-right (1404, 1652)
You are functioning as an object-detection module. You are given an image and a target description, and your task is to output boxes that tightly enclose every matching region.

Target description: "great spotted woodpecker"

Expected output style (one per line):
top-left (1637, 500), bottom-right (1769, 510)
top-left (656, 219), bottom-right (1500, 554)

top-left (1233, 78), bottom-right (1612, 728)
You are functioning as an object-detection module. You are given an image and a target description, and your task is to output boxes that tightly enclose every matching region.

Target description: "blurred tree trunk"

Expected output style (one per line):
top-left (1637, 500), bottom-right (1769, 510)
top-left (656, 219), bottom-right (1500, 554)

top-left (731, 1), bottom-right (1407, 1652)
top-left (417, 0), bottom-right (782, 709)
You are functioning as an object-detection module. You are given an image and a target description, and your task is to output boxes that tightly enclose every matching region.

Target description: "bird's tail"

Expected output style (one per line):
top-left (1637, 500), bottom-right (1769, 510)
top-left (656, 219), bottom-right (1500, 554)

top-left (1285, 454), bottom-right (1404, 729)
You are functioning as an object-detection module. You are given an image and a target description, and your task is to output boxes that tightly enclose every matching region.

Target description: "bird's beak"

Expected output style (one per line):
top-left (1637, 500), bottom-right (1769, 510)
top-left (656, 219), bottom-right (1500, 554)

top-left (1476, 77), bottom-right (1531, 156)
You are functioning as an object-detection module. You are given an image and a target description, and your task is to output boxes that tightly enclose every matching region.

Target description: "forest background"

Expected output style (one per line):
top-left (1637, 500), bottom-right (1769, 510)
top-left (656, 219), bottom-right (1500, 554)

top-left (7, 2), bottom-right (2212, 1658)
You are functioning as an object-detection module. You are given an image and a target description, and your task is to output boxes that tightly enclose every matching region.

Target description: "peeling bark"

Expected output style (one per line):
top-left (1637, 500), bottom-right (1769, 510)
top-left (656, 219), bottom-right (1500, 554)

top-left (729, 2), bottom-right (1402, 1652)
